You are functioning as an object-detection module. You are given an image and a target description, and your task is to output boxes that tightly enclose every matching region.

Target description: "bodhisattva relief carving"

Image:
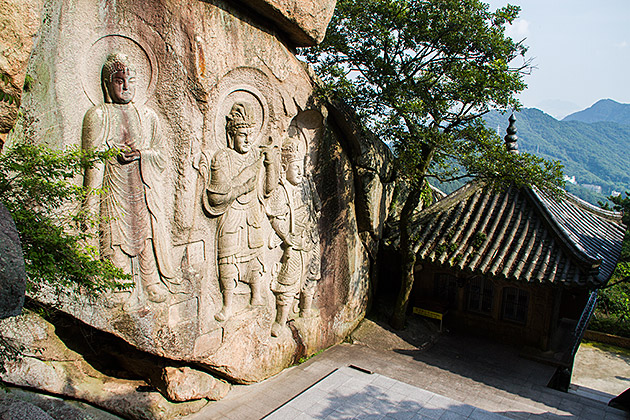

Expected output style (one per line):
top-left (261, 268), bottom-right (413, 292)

top-left (82, 53), bottom-right (175, 308)
top-left (267, 135), bottom-right (321, 337)
top-left (203, 102), bottom-right (279, 322)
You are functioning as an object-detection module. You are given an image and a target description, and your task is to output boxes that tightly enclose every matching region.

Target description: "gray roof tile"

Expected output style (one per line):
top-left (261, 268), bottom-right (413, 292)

top-left (412, 182), bottom-right (626, 288)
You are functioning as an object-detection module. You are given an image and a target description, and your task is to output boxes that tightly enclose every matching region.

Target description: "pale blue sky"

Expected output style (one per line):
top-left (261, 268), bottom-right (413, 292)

top-left (486, 0), bottom-right (630, 119)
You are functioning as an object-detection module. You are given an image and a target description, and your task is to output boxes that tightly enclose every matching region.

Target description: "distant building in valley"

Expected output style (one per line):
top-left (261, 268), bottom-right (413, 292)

top-left (563, 175), bottom-right (577, 185)
top-left (581, 183), bottom-right (603, 194)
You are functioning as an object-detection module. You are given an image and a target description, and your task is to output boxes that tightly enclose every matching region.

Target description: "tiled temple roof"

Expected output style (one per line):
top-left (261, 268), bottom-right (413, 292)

top-left (411, 182), bottom-right (626, 289)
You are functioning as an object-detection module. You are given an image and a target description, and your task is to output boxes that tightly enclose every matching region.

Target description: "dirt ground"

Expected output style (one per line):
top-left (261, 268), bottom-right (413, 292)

top-left (572, 340), bottom-right (630, 397)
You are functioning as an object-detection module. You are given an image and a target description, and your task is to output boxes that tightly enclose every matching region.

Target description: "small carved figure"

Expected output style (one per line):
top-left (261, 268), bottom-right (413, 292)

top-left (204, 102), bottom-right (278, 322)
top-left (82, 53), bottom-right (175, 307)
top-left (267, 135), bottom-right (321, 337)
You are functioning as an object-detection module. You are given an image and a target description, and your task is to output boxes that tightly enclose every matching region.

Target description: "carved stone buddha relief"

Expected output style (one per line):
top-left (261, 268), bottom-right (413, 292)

top-left (11, 0), bottom-right (371, 387)
top-left (201, 101), bottom-right (279, 322)
top-left (266, 127), bottom-right (322, 337)
top-left (81, 52), bottom-right (176, 309)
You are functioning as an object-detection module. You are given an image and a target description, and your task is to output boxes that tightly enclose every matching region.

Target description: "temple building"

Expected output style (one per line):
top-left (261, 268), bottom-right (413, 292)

top-left (408, 116), bottom-right (626, 380)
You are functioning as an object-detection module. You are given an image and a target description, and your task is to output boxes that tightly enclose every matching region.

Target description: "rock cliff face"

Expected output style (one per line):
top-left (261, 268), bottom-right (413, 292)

top-left (0, 0), bottom-right (44, 147)
top-left (0, 202), bottom-right (26, 319)
top-left (1, 0), bottom-right (395, 414)
top-left (239, 0), bottom-right (336, 45)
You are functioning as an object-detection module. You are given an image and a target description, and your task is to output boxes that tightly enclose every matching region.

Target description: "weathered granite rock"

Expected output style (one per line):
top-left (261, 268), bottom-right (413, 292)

top-left (240, 0), bottom-right (337, 46)
top-left (327, 100), bottom-right (396, 252)
top-left (328, 100), bottom-right (396, 182)
top-left (0, 398), bottom-right (54, 420)
top-left (0, 202), bottom-right (26, 319)
top-left (0, 312), bottom-right (208, 420)
top-left (160, 366), bottom-right (230, 402)
top-left (9, 0), bottom-right (391, 397)
top-left (0, 388), bottom-right (124, 420)
top-left (105, 340), bottom-right (231, 402)
top-left (0, 0), bottom-right (44, 146)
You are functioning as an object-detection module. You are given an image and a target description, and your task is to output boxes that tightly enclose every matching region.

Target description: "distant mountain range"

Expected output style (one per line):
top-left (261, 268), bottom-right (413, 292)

top-left (483, 99), bottom-right (630, 205)
top-left (563, 99), bottom-right (630, 125)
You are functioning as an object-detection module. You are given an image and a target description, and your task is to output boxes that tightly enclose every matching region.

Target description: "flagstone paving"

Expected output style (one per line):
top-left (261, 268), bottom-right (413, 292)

top-left (186, 321), bottom-right (630, 420)
top-left (265, 366), bottom-right (510, 420)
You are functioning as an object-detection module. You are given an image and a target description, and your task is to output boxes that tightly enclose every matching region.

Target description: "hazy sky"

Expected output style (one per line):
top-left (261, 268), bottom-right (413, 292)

top-left (486, 0), bottom-right (630, 119)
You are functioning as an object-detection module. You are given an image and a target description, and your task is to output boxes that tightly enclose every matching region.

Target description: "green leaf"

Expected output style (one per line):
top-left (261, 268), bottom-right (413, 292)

top-left (0, 142), bottom-right (132, 297)
top-left (302, 0), bottom-right (560, 196)
top-left (302, 0), bottom-right (564, 327)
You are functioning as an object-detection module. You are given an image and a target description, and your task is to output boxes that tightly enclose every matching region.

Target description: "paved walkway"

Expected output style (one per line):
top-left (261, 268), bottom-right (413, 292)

top-left (187, 322), bottom-right (630, 420)
top-left (573, 341), bottom-right (630, 396)
top-left (265, 366), bottom-right (510, 420)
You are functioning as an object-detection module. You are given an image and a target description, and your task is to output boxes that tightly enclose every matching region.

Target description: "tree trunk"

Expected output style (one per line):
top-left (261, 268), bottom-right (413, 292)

top-left (389, 186), bottom-right (422, 330)
top-left (390, 246), bottom-right (418, 330)
top-left (389, 141), bottom-right (435, 330)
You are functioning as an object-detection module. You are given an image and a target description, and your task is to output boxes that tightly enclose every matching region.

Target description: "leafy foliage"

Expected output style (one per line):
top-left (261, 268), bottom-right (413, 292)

top-left (588, 316), bottom-right (630, 339)
top-left (0, 142), bottom-right (131, 297)
top-left (602, 192), bottom-right (630, 261)
top-left (592, 192), bottom-right (630, 336)
top-left (597, 282), bottom-right (630, 317)
top-left (303, 0), bottom-right (564, 327)
top-left (305, 0), bottom-right (563, 192)
top-left (484, 108), bottom-right (630, 204)
top-left (0, 73), bottom-right (18, 105)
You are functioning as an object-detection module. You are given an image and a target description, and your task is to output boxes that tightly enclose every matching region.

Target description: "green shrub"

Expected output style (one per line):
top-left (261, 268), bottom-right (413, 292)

top-left (0, 142), bottom-right (131, 297)
top-left (588, 315), bottom-right (630, 339)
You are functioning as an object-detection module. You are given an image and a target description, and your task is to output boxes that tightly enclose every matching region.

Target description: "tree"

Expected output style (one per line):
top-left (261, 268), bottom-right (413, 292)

top-left (0, 142), bottom-right (131, 298)
top-left (597, 192), bottom-right (630, 323)
top-left (603, 192), bottom-right (630, 261)
top-left (305, 0), bottom-right (563, 328)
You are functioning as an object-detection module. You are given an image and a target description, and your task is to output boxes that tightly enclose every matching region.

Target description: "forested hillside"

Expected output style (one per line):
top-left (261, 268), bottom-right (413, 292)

top-left (484, 108), bottom-right (630, 204)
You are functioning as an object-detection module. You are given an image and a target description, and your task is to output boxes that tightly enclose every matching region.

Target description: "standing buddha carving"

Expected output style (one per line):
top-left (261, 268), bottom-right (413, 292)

top-left (81, 53), bottom-right (175, 308)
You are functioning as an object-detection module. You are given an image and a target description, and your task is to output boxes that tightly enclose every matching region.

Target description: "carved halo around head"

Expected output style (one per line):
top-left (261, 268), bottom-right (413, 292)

top-left (81, 34), bottom-right (156, 105)
top-left (214, 85), bottom-right (267, 151)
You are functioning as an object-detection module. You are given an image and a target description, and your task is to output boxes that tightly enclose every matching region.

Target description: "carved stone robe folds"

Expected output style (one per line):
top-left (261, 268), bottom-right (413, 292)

top-left (204, 148), bottom-right (266, 268)
top-left (81, 103), bottom-right (174, 279)
top-left (267, 177), bottom-right (321, 304)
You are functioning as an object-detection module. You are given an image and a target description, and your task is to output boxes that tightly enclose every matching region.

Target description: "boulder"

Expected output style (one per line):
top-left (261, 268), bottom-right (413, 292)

top-left (9, 0), bottom-right (392, 398)
top-left (0, 202), bottom-right (26, 319)
top-left (0, 312), bottom-right (209, 420)
top-left (159, 366), bottom-right (230, 402)
top-left (0, 398), bottom-right (54, 420)
top-left (102, 338), bottom-right (231, 402)
top-left (0, 388), bottom-right (124, 420)
top-left (239, 0), bottom-right (337, 46)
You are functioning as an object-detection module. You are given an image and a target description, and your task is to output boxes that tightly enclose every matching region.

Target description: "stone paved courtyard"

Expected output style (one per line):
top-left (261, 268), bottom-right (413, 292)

top-left (573, 341), bottom-right (630, 397)
top-left (187, 318), bottom-right (630, 420)
top-left (265, 366), bottom-right (510, 420)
